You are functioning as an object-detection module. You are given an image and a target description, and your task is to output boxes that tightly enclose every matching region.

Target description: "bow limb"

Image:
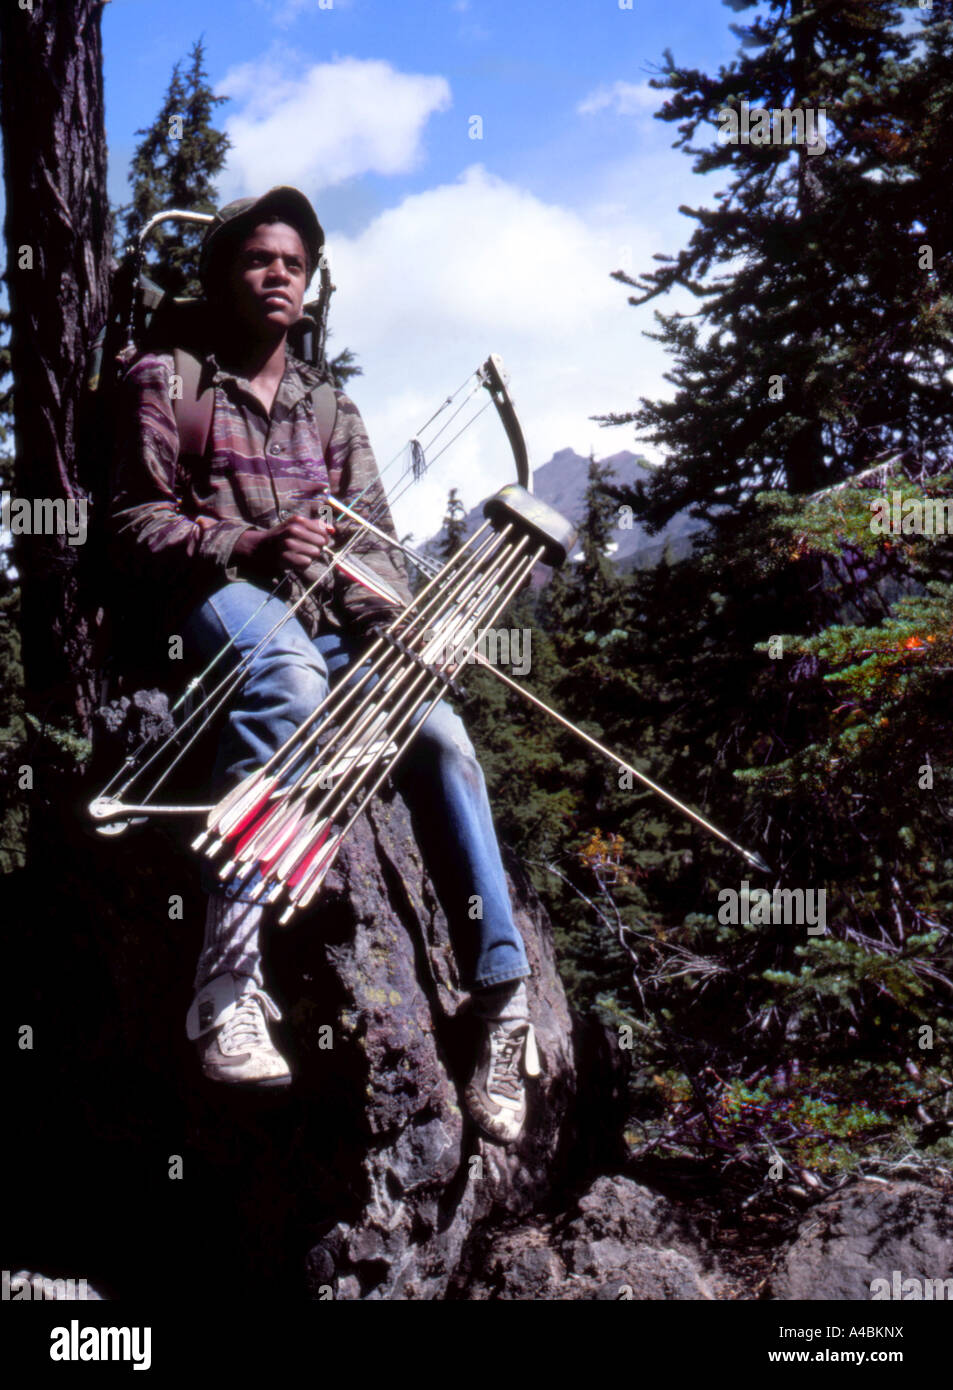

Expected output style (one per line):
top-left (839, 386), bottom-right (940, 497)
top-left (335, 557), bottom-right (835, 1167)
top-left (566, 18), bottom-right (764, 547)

top-left (479, 354), bottom-right (531, 491)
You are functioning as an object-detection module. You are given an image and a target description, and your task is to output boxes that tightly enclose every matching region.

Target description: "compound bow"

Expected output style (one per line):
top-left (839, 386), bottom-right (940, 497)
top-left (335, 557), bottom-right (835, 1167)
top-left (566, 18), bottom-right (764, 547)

top-left (89, 353), bottom-right (769, 916)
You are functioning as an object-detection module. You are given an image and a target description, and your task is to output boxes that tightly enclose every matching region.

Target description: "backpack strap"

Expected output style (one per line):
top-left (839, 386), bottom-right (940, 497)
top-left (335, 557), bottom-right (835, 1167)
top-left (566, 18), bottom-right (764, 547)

top-left (172, 347), bottom-right (214, 459)
top-left (172, 348), bottom-right (337, 463)
top-left (309, 380), bottom-right (337, 461)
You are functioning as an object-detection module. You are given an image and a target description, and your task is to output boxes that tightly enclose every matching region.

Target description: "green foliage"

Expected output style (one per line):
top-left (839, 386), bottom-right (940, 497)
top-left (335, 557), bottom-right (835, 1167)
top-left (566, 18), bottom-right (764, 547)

top-left (436, 487), bottom-right (467, 561)
top-left (460, 0), bottom-right (953, 1208)
top-left (675, 1062), bottom-right (948, 1177)
top-left (116, 38), bottom-right (230, 297)
top-left (24, 713), bottom-right (91, 765)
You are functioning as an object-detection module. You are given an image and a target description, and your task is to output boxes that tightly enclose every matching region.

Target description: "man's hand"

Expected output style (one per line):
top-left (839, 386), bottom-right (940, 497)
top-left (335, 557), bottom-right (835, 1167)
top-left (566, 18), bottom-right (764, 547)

top-left (234, 515), bottom-right (336, 577)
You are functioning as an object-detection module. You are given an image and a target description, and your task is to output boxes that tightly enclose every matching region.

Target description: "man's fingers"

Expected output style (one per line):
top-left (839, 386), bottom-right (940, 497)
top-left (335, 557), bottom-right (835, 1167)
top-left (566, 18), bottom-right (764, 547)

top-left (286, 517), bottom-right (334, 544)
top-left (285, 535), bottom-right (332, 555)
top-left (282, 539), bottom-right (334, 572)
top-left (284, 538), bottom-right (329, 557)
top-left (269, 515), bottom-right (337, 572)
top-left (284, 535), bottom-right (327, 551)
top-left (284, 550), bottom-right (325, 569)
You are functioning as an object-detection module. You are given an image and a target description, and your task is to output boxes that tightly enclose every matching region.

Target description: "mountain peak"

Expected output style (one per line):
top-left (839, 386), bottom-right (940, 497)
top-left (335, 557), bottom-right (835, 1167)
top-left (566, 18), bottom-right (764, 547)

top-left (424, 446), bottom-right (700, 575)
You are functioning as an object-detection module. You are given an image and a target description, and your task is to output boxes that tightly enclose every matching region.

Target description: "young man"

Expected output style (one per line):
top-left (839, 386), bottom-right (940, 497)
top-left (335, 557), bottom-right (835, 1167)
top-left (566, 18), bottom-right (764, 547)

top-left (109, 186), bottom-right (539, 1143)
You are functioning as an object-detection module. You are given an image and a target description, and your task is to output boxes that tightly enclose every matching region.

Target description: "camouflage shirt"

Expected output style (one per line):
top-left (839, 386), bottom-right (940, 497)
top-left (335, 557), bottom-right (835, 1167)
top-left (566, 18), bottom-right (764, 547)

top-left (108, 347), bottom-right (412, 638)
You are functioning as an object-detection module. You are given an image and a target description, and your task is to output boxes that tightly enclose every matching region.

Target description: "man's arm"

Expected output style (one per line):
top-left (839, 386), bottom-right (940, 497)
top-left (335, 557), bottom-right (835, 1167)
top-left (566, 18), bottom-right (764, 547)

top-left (108, 352), bottom-right (253, 591)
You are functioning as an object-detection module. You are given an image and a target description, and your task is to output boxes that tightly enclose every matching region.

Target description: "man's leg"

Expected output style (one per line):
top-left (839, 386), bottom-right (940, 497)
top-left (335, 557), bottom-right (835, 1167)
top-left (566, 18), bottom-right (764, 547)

top-left (393, 699), bottom-right (531, 991)
top-left (181, 583), bottom-right (332, 1086)
top-left (311, 631), bottom-right (530, 989)
top-left (393, 693), bottom-right (540, 1144)
top-left (183, 582), bottom-right (333, 823)
top-left (313, 631), bottom-right (539, 1141)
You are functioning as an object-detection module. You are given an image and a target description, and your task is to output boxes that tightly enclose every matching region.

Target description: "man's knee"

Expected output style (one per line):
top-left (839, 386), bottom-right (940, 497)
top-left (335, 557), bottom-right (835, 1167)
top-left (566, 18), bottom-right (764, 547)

top-left (412, 701), bottom-right (478, 764)
top-left (253, 655), bottom-right (329, 726)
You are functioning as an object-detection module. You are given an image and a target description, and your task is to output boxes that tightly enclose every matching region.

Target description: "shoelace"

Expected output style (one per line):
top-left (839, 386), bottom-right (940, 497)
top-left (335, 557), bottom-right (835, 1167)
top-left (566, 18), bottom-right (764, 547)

top-left (220, 990), bottom-right (281, 1052)
top-left (488, 1024), bottom-right (529, 1102)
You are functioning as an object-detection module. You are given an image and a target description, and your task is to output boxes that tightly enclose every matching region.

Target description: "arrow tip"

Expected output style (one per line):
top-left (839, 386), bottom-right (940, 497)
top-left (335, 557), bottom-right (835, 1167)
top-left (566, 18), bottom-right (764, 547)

top-left (744, 849), bottom-right (772, 875)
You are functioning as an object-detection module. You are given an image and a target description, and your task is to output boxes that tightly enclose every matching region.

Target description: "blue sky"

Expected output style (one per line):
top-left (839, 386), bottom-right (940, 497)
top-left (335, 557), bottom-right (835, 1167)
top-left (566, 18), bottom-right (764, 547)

top-left (102, 0), bottom-right (742, 533)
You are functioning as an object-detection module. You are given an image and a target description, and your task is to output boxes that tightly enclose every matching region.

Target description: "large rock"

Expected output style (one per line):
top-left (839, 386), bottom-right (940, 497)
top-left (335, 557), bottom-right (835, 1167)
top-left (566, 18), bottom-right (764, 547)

top-left (770, 1180), bottom-right (953, 1301)
top-left (272, 789), bottom-right (628, 1299)
top-left (454, 1174), bottom-right (719, 1300)
top-left (17, 756), bottom-right (627, 1300)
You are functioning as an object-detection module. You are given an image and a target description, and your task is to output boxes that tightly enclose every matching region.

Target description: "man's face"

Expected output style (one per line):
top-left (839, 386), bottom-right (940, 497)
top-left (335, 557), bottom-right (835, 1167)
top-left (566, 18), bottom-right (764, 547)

top-left (221, 221), bottom-right (309, 338)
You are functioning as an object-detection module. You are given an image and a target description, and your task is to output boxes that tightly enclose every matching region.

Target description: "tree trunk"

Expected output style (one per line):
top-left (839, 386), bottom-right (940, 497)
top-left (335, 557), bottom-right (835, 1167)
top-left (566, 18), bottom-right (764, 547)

top-left (0, 0), bottom-right (110, 729)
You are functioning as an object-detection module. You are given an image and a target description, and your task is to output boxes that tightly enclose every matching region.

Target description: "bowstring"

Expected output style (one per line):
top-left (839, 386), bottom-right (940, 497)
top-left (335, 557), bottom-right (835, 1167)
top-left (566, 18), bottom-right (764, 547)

top-left (424, 399), bottom-right (494, 470)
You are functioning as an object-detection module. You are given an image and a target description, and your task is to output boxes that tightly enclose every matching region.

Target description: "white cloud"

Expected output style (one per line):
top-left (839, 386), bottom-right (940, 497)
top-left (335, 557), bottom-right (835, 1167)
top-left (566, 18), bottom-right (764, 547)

top-left (215, 54), bottom-right (451, 199)
top-left (210, 54), bottom-right (703, 541)
top-left (321, 164), bottom-right (688, 540)
top-left (577, 80), bottom-right (661, 118)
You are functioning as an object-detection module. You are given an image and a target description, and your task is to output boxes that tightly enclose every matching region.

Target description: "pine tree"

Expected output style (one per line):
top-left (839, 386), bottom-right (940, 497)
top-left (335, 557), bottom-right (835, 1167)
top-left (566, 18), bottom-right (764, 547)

top-left (117, 39), bottom-right (230, 297)
top-left (599, 0), bottom-right (951, 528)
top-left (436, 487), bottom-right (467, 561)
top-left (516, 0), bottom-right (953, 1193)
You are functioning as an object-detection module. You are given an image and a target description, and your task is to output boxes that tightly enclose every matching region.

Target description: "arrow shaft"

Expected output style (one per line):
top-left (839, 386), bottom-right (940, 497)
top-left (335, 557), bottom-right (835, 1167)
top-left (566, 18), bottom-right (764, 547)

top-left (470, 652), bottom-right (768, 872)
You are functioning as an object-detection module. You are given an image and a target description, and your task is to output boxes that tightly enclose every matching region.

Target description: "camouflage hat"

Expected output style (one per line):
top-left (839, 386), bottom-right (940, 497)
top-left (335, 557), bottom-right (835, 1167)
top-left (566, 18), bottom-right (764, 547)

top-left (199, 185), bottom-right (325, 286)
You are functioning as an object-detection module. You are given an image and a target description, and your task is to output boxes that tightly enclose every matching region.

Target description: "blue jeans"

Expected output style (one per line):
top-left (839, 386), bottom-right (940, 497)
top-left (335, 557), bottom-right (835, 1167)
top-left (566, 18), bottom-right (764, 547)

top-left (182, 582), bottom-right (530, 991)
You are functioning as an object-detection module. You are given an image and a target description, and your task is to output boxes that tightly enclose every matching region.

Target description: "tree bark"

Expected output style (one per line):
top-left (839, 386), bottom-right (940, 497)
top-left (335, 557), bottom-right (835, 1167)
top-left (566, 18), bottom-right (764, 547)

top-left (0, 0), bottom-right (111, 729)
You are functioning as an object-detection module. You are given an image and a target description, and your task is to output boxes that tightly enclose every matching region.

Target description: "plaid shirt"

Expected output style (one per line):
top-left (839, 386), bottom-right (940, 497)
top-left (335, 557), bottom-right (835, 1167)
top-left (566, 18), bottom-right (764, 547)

top-left (109, 347), bottom-right (412, 637)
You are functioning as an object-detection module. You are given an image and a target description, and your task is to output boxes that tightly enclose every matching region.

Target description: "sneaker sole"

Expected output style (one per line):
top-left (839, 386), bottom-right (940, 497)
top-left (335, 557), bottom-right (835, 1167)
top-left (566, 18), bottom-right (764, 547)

top-left (465, 1091), bottom-right (524, 1145)
top-left (201, 1070), bottom-right (292, 1088)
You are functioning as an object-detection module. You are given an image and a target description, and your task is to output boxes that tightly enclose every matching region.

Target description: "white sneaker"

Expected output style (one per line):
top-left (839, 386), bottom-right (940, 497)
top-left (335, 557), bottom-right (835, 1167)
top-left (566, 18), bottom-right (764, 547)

top-left (187, 974), bottom-right (291, 1088)
top-left (465, 982), bottom-right (540, 1144)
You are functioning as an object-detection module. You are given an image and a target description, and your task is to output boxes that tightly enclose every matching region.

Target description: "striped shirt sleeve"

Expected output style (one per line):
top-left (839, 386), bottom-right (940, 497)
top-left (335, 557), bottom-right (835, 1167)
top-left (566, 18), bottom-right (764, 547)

top-left (108, 352), bottom-right (252, 592)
